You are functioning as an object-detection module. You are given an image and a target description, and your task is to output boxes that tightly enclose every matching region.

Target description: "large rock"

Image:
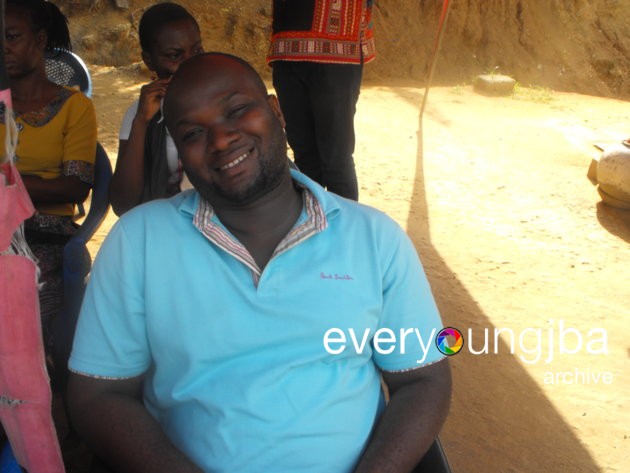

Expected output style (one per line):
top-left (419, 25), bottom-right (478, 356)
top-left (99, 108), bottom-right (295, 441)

top-left (473, 74), bottom-right (516, 96)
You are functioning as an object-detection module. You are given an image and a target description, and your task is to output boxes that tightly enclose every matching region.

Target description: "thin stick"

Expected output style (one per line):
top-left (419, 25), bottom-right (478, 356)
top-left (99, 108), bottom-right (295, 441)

top-left (419, 0), bottom-right (453, 120)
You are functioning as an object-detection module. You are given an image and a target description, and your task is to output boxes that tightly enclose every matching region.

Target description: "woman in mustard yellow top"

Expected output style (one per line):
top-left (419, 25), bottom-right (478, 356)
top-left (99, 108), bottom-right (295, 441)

top-left (1, 0), bottom-right (97, 348)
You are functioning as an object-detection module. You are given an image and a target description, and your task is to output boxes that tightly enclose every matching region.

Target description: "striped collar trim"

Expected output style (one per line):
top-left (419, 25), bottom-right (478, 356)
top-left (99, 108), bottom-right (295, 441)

top-left (192, 180), bottom-right (328, 282)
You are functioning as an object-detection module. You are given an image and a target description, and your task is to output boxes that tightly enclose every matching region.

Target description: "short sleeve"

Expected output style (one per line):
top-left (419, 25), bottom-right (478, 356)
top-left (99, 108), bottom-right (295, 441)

top-left (62, 92), bottom-right (97, 166)
top-left (372, 225), bottom-right (445, 372)
top-left (119, 101), bottom-right (139, 141)
top-left (69, 219), bottom-right (151, 378)
top-left (62, 160), bottom-right (94, 185)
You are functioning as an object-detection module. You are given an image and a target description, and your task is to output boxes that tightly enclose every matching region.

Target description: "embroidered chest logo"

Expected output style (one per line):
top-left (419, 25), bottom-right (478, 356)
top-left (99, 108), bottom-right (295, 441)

top-left (320, 272), bottom-right (354, 281)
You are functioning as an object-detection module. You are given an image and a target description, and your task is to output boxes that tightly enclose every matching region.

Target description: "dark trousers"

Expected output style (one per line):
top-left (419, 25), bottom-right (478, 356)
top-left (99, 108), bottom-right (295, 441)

top-left (272, 61), bottom-right (363, 201)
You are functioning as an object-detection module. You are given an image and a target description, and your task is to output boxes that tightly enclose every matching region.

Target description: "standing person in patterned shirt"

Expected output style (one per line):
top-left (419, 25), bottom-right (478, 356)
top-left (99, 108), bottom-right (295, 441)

top-left (268, 0), bottom-right (375, 201)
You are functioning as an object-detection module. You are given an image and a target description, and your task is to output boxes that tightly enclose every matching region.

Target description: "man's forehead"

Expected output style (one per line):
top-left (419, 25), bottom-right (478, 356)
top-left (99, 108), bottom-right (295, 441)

top-left (182, 61), bottom-right (262, 94)
top-left (173, 75), bottom-right (256, 107)
top-left (166, 66), bottom-right (263, 122)
top-left (190, 56), bottom-right (249, 80)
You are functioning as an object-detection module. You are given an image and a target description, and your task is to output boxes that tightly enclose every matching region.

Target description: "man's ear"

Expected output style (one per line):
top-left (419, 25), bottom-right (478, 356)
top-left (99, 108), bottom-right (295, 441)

top-left (141, 51), bottom-right (155, 73)
top-left (267, 94), bottom-right (286, 128)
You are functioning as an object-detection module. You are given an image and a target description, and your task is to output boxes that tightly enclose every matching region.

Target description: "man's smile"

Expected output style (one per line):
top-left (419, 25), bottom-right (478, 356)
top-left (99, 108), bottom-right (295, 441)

top-left (218, 150), bottom-right (251, 171)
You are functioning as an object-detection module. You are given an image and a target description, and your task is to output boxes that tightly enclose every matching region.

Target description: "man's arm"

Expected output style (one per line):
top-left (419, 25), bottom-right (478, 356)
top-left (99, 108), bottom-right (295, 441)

top-left (67, 372), bottom-right (203, 473)
top-left (354, 359), bottom-right (451, 473)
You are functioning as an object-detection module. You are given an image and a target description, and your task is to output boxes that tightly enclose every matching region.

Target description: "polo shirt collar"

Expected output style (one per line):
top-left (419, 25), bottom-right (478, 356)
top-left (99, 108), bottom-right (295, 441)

top-left (176, 168), bottom-right (342, 221)
top-left (290, 168), bottom-right (341, 220)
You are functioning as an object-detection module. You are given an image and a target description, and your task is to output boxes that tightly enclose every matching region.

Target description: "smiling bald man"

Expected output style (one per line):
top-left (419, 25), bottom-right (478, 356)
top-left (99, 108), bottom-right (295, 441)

top-left (67, 53), bottom-right (451, 473)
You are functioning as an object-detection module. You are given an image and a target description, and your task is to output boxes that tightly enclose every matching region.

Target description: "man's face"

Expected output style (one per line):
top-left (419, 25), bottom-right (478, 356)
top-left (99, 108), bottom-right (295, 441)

top-left (166, 57), bottom-right (289, 206)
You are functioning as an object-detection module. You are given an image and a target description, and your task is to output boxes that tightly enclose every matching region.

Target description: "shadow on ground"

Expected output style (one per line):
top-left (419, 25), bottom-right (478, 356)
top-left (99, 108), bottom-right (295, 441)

top-left (596, 202), bottom-right (630, 244)
top-left (407, 100), bottom-right (602, 473)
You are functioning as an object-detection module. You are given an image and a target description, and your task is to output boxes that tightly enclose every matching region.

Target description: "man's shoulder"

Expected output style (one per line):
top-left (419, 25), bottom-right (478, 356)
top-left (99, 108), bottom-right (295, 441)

top-left (335, 195), bottom-right (405, 239)
top-left (117, 190), bottom-right (196, 232)
top-left (333, 192), bottom-right (394, 221)
top-left (295, 171), bottom-right (405, 240)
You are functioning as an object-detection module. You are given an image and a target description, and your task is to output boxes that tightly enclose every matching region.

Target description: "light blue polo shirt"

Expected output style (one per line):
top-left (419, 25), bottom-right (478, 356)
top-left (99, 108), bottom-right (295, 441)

top-left (70, 171), bottom-right (445, 473)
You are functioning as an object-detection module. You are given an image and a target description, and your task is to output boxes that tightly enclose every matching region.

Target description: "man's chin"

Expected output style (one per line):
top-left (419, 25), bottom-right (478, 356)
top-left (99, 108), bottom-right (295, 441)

top-left (196, 179), bottom-right (270, 207)
top-left (188, 151), bottom-right (289, 207)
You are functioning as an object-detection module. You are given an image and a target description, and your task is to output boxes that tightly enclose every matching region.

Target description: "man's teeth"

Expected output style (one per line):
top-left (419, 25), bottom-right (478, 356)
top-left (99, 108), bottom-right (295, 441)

top-left (220, 152), bottom-right (249, 170)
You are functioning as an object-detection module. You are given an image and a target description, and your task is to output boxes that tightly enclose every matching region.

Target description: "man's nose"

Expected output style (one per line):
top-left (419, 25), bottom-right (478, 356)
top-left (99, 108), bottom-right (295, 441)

top-left (207, 123), bottom-right (238, 152)
top-left (182, 48), bottom-right (197, 62)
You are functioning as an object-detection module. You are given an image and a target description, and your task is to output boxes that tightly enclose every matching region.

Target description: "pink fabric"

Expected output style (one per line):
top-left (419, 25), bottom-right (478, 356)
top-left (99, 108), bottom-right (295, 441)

top-left (0, 162), bottom-right (65, 472)
top-left (0, 89), bottom-right (11, 111)
top-left (0, 163), bottom-right (34, 251)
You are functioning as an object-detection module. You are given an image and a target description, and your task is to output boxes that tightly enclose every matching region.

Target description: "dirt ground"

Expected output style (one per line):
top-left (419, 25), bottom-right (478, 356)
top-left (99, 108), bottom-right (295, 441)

top-left (84, 65), bottom-right (629, 473)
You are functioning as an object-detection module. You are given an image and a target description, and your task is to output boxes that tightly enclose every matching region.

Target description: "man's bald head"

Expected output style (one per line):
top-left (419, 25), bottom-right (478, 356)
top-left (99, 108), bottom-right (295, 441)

top-left (163, 52), bottom-right (269, 131)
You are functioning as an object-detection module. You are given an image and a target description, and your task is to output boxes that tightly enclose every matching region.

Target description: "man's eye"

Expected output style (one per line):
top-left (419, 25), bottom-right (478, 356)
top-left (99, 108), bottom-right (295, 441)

top-left (193, 46), bottom-right (204, 54)
top-left (182, 129), bottom-right (203, 142)
top-left (228, 105), bottom-right (248, 118)
top-left (6, 34), bottom-right (20, 41)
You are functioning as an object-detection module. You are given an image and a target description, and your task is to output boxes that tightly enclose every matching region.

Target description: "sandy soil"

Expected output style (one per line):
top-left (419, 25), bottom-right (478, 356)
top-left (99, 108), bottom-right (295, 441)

top-left (86, 66), bottom-right (629, 473)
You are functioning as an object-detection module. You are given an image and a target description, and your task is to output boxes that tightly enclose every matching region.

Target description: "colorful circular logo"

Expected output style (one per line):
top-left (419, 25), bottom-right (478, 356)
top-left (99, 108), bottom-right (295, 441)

top-left (436, 327), bottom-right (464, 356)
